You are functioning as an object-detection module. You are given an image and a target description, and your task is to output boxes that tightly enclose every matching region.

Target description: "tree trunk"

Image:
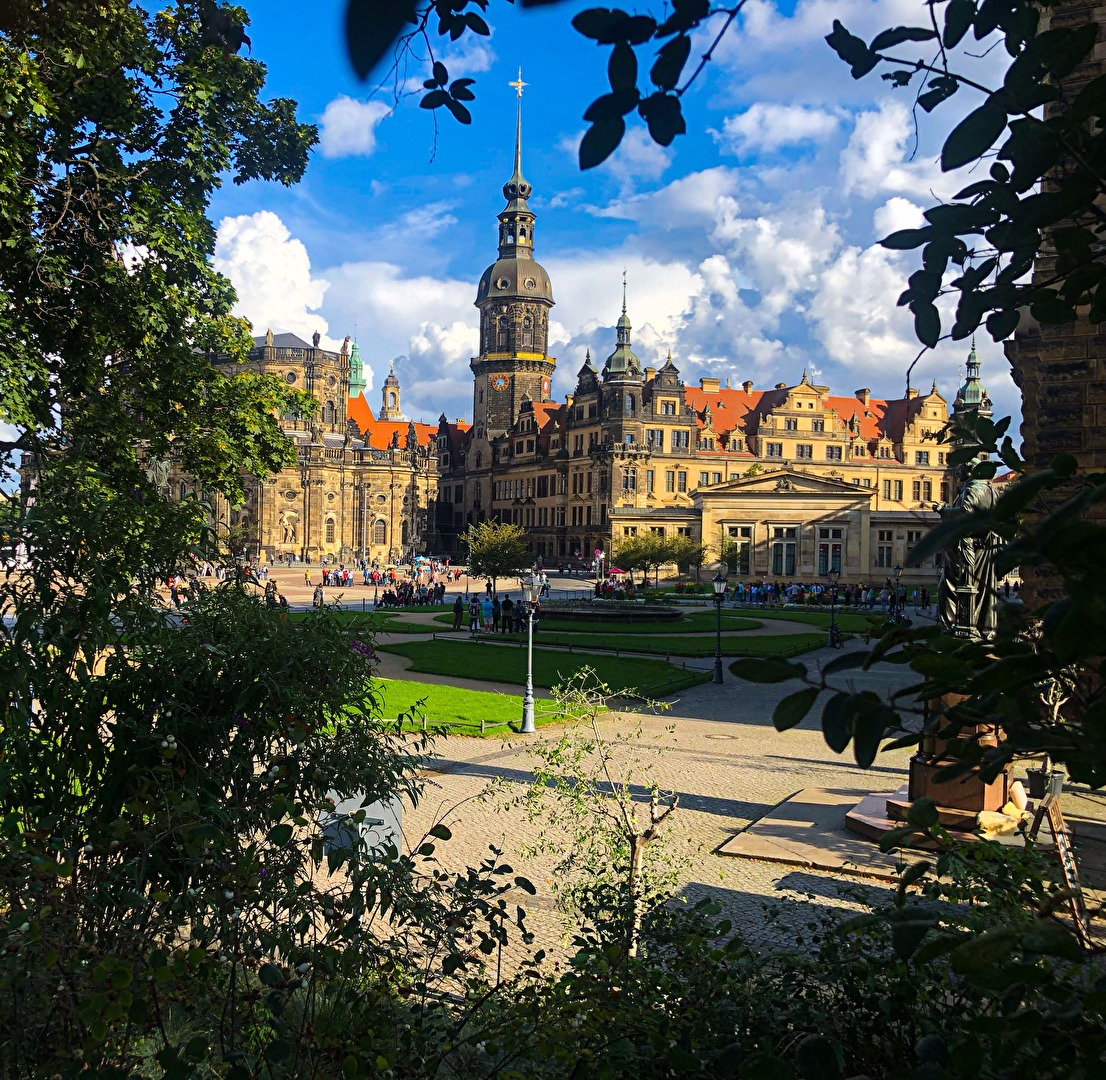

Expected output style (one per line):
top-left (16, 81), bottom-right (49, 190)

top-left (627, 834), bottom-right (645, 958)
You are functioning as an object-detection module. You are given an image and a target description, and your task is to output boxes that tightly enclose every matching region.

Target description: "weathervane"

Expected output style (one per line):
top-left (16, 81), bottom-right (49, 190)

top-left (509, 68), bottom-right (527, 98)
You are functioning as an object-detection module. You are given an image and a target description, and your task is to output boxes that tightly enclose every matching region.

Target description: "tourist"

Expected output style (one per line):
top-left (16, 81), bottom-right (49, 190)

top-left (480, 593), bottom-right (494, 633)
top-left (313, 585), bottom-right (324, 609)
top-left (468, 596), bottom-right (481, 637)
top-left (501, 594), bottom-right (514, 633)
top-left (452, 594), bottom-right (464, 631)
top-left (492, 594), bottom-right (501, 632)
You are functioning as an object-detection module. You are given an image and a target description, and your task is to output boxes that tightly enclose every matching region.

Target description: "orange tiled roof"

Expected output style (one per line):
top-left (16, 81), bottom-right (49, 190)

top-left (347, 394), bottom-right (437, 447)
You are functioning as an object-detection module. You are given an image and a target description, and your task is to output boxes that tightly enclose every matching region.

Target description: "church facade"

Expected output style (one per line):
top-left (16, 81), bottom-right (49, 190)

top-left (164, 99), bottom-right (988, 584)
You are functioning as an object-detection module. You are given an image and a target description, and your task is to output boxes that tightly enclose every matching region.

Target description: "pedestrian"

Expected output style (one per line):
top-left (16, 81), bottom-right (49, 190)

top-left (468, 596), bottom-right (481, 637)
top-left (481, 593), bottom-right (494, 633)
top-left (492, 594), bottom-right (501, 632)
top-left (501, 594), bottom-right (514, 633)
top-left (452, 594), bottom-right (464, 631)
top-left (313, 584), bottom-right (324, 609)
top-left (304, 568), bottom-right (311, 587)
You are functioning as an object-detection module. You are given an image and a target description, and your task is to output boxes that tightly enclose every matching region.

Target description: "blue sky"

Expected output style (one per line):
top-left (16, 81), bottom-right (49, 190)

top-left (209, 0), bottom-right (1018, 430)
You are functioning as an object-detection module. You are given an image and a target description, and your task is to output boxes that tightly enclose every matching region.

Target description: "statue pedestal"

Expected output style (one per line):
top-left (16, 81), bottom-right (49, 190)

top-left (890, 693), bottom-right (1011, 832)
top-left (846, 694), bottom-right (1011, 845)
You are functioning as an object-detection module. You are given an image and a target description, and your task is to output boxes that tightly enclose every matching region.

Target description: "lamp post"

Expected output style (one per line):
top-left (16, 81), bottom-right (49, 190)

top-left (519, 572), bottom-right (540, 733)
top-left (712, 571), bottom-right (727, 683)
top-left (825, 566), bottom-right (841, 647)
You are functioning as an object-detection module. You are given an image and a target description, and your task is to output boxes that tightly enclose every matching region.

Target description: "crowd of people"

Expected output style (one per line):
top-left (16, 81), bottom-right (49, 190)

top-left (452, 585), bottom-right (537, 636)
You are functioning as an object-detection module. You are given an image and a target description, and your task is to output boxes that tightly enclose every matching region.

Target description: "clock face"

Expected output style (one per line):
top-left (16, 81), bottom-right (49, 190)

top-left (541, 377), bottom-right (551, 397)
top-left (492, 375), bottom-right (509, 392)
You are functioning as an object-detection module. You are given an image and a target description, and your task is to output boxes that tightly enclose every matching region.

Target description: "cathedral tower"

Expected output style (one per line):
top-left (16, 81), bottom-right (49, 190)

top-left (378, 359), bottom-right (403, 420)
top-left (471, 72), bottom-right (556, 439)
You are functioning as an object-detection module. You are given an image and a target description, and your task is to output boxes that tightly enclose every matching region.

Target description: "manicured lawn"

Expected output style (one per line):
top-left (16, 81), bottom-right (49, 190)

top-left (497, 629), bottom-right (826, 657)
top-left (733, 608), bottom-right (882, 632)
top-left (429, 610), bottom-right (761, 634)
top-left (376, 640), bottom-right (710, 697)
top-left (375, 678), bottom-right (571, 735)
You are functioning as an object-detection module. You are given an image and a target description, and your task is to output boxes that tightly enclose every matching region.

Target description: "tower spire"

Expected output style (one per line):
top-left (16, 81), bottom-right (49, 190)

top-left (622, 269), bottom-right (628, 317)
top-left (503, 69), bottom-right (531, 204)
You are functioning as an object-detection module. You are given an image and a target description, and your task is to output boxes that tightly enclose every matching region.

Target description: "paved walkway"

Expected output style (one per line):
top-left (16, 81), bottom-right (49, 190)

top-left (396, 635), bottom-right (927, 956)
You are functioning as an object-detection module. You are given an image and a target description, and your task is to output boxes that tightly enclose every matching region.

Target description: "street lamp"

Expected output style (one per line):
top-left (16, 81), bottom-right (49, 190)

top-left (825, 566), bottom-right (841, 648)
top-left (519, 572), bottom-right (541, 733)
top-left (893, 564), bottom-right (904, 621)
top-left (712, 571), bottom-right (727, 683)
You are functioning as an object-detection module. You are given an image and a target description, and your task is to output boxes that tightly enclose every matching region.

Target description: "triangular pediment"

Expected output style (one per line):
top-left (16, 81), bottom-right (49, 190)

top-left (696, 467), bottom-right (871, 498)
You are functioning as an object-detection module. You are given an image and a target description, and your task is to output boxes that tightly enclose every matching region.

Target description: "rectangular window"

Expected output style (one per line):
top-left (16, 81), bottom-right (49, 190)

top-left (882, 480), bottom-right (891, 500)
top-left (796, 444), bottom-right (813, 460)
top-left (677, 471), bottom-right (687, 492)
top-left (646, 428), bottom-right (664, 449)
top-left (660, 400), bottom-right (676, 416)
top-left (812, 419), bottom-right (825, 433)
top-left (766, 442), bottom-right (783, 458)
top-left (537, 475), bottom-right (548, 498)
top-left (712, 472), bottom-right (722, 484)
top-left (586, 471), bottom-right (592, 494)
top-left (646, 469), bottom-right (655, 492)
top-left (623, 526), bottom-right (637, 537)
top-left (784, 418), bottom-right (798, 431)
top-left (556, 507), bottom-right (565, 526)
top-left (665, 470), bottom-right (675, 493)
top-left (672, 430), bottom-right (690, 449)
top-left (915, 451), bottom-right (930, 465)
top-left (880, 447), bottom-right (892, 459)
top-left (923, 479), bottom-right (932, 501)
top-left (937, 452), bottom-right (946, 465)
top-left (455, 485), bottom-right (462, 502)
top-left (699, 471), bottom-right (710, 486)
top-left (586, 505), bottom-right (593, 525)
top-left (912, 480), bottom-right (921, 501)
top-left (771, 526), bottom-right (798, 577)
top-left (558, 474), bottom-right (567, 495)
top-left (907, 530), bottom-right (922, 545)
top-left (622, 469), bottom-right (637, 493)
top-left (826, 445), bottom-right (842, 461)
top-left (894, 480), bottom-right (904, 501)
top-left (876, 544), bottom-right (893, 567)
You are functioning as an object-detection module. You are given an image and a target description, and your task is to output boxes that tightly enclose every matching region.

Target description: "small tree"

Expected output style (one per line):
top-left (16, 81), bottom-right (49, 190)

top-left (614, 533), bottom-right (669, 588)
top-left (668, 534), bottom-right (708, 583)
top-left (462, 519), bottom-right (530, 594)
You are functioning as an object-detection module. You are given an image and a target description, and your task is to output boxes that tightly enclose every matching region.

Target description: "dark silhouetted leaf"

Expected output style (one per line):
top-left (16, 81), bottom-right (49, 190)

top-left (579, 117), bottom-right (626, 169)
top-left (432, 60), bottom-right (447, 86)
top-left (913, 300), bottom-right (941, 348)
top-left (583, 90), bottom-right (640, 122)
top-left (943, 0), bottom-right (974, 49)
top-left (942, 101), bottom-right (1008, 170)
top-left (825, 19), bottom-right (879, 79)
top-left (772, 687), bottom-right (819, 732)
top-left (651, 34), bottom-right (691, 90)
top-left (420, 89), bottom-right (449, 110)
top-left (882, 226), bottom-right (933, 250)
top-left (639, 92), bottom-right (686, 146)
top-left (794, 1033), bottom-right (842, 1079)
top-left (346, 0), bottom-right (419, 81)
top-left (730, 658), bottom-right (807, 683)
top-left (428, 823), bottom-right (452, 840)
top-left (608, 40), bottom-right (637, 91)
top-left (821, 692), bottom-right (853, 754)
top-left (870, 26), bottom-right (937, 51)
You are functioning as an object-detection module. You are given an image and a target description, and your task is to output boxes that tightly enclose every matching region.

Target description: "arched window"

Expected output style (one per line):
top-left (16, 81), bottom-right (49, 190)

top-left (179, 481), bottom-right (187, 500)
top-left (497, 318), bottom-right (508, 348)
top-left (625, 393), bottom-right (636, 416)
top-left (401, 521), bottom-right (409, 545)
top-left (325, 400), bottom-right (335, 425)
top-left (373, 520), bottom-right (386, 545)
top-left (388, 391), bottom-right (396, 407)
top-left (325, 518), bottom-right (336, 544)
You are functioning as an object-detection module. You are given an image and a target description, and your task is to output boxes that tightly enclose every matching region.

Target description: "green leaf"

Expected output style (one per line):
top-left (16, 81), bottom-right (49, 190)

top-left (821, 692), bottom-right (853, 754)
top-left (258, 963), bottom-right (284, 988)
top-left (882, 226), bottom-right (933, 250)
top-left (267, 823), bottom-right (293, 846)
top-left (942, 101), bottom-right (1008, 171)
top-left (741, 1053), bottom-right (795, 1080)
top-left (772, 687), bottom-right (819, 732)
top-left (432, 60), bottom-right (447, 87)
top-left (444, 97), bottom-right (472, 125)
top-left (572, 8), bottom-right (626, 44)
top-left (428, 823), bottom-right (452, 841)
top-left (891, 917), bottom-right (934, 961)
top-left (420, 89), bottom-right (449, 110)
top-left (514, 875), bottom-right (537, 895)
top-left (906, 796), bottom-right (938, 828)
top-left (794, 1033), bottom-right (842, 1080)
top-left (579, 117), bottom-right (626, 169)
top-left (583, 90), bottom-right (640, 122)
top-left (346, 0), bottom-right (419, 81)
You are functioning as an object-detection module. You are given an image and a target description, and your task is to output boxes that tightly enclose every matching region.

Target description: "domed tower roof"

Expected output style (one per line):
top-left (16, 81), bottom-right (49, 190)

top-left (954, 337), bottom-right (992, 416)
top-left (603, 273), bottom-right (641, 380)
top-left (474, 70), bottom-right (554, 308)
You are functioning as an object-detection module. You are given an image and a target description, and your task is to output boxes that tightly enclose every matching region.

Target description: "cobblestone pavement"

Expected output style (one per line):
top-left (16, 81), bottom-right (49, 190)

top-left (398, 637), bottom-right (921, 957)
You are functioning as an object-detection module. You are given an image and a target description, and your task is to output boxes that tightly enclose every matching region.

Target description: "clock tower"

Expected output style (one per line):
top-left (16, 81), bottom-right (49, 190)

top-left (471, 73), bottom-right (556, 439)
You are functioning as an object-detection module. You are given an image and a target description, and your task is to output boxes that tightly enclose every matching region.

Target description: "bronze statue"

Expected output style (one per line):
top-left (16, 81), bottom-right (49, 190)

top-left (936, 468), bottom-right (999, 640)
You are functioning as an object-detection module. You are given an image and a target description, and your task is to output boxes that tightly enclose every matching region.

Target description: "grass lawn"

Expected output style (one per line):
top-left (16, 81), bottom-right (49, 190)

top-left (376, 640), bottom-right (710, 697)
top-left (375, 678), bottom-right (572, 735)
top-left (735, 608), bottom-right (883, 632)
top-left (490, 629), bottom-right (826, 657)
top-left (429, 610), bottom-right (761, 634)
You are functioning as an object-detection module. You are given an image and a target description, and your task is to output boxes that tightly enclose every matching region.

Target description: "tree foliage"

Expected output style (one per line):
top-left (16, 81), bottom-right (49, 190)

top-left (462, 518), bottom-right (531, 588)
top-left (0, 0), bottom-right (317, 500)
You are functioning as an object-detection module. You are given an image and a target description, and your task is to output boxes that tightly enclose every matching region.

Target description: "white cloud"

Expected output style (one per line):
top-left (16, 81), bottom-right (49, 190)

top-left (318, 96), bottom-right (392, 159)
top-left (873, 196), bottom-right (925, 238)
top-left (213, 211), bottom-right (340, 350)
top-left (840, 101), bottom-right (949, 201)
top-left (560, 127), bottom-right (673, 194)
top-left (716, 103), bottom-right (840, 156)
top-left (593, 166), bottom-right (741, 226)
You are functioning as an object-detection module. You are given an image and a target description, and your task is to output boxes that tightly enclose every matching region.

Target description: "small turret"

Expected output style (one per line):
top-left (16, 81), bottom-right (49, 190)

top-left (379, 359), bottom-right (402, 421)
top-left (349, 340), bottom-right (367, 397)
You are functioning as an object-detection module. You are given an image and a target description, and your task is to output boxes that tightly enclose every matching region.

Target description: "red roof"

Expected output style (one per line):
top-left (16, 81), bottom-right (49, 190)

top-left (347, 394), bottom-right (437, 448)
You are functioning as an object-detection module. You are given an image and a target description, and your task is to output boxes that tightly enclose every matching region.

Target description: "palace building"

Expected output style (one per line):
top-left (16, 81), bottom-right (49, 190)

top-left (158, 94), bottom-right (988, 584)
